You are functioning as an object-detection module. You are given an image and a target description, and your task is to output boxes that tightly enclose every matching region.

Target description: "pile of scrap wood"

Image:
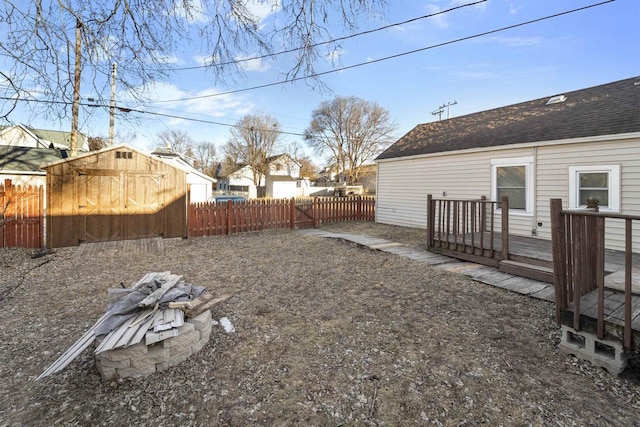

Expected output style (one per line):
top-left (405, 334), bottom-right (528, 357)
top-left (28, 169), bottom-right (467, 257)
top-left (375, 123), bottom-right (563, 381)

top-left (37, 272), bottom-right (229, 380)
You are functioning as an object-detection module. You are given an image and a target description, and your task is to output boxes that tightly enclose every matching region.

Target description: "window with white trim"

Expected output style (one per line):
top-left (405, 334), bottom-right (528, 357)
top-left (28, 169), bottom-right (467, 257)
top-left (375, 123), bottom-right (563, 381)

top-left (491, 156), bottom-right (534, 214)
top-left (568, 165), bottom-right (620, 212)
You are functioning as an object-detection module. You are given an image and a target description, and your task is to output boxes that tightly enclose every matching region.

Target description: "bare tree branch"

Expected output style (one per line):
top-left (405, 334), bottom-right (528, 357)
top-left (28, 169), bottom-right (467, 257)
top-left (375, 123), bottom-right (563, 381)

top-left (306, 95), bottom-right (395, 185)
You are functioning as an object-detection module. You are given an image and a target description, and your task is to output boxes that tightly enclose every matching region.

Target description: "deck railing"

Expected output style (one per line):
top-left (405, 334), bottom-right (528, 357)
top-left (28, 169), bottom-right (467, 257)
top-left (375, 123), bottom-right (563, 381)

top-left (550, 198), bottom-right (639, 349)
top-left (427, 195), bottom-right (509, 266)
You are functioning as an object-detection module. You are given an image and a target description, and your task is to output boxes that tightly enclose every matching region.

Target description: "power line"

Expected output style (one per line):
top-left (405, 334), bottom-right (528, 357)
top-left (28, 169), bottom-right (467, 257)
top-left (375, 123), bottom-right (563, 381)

top-left (166, 0), bottom-right (487, 72)
top-left (150, 0), bottom-right (615, 104)
top-left (0, 96), bottom-right (306, 136)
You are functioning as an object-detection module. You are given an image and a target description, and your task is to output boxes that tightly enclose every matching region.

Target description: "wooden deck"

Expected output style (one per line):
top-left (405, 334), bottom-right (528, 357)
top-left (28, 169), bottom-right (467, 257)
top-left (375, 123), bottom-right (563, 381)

top-left (76, 237), bottom-right (166, 258)
top-left (440, 231), bottom-right (640, 273)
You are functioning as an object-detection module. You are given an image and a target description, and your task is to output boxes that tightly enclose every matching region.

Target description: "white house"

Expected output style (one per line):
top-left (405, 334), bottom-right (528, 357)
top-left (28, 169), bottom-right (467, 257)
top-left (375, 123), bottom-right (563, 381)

top-left (0, 124), bottom-right (89, 151)
top-left (265, 154), bottom-right (300, 199)
top-left (375, 76), bottom-right (640, 251)
top-left (217, 154), bottom-right (301, 199)
top-left (150, 148), bottom-right (217, 203)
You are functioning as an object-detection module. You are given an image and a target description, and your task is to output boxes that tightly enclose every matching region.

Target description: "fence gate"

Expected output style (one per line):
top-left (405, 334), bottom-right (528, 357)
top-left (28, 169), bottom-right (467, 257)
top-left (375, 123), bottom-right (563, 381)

top-left (294, 198), bottom-right (314, 229)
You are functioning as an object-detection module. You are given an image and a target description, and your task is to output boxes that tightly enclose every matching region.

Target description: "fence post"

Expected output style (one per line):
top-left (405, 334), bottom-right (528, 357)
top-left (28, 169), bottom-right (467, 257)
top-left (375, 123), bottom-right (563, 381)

top-left (226, 200), bottom-right (233, 235)
top-left (550, 198), bottom-right (567, 323)
top-left (501, 196), bottom-right (509, 260)
top-left (290, 197), bottom-right (295, 230)
top-left (312, 197), bottom-right (318, 228)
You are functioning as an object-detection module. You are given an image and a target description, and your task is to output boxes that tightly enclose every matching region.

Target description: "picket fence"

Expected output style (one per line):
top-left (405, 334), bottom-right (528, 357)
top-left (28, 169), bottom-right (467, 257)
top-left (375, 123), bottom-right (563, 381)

top-left (0, 179), bottom-right (44, 248)
top-left (188, 196), bottom-right (375, 237)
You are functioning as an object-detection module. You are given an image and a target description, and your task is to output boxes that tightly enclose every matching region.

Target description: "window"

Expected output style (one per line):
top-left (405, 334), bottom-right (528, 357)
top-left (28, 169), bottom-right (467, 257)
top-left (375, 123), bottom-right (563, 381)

top-left (491, 156), bottom-right (533, 214)
top-left (569, 165), bottom-right (620, 212)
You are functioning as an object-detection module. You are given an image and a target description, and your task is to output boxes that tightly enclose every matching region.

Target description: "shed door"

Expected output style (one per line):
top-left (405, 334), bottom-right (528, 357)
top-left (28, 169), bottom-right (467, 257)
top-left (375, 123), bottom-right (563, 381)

top-left (77, 172), bottom-right (124, 242)
top-left (76, 171), bottom-right (164, 243)
top-left (124, 173), bottom-right (163, 239)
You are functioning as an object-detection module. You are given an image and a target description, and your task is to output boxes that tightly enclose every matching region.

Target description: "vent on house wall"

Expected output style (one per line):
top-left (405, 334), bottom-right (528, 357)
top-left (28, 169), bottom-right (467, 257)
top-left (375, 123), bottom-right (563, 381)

top-left (545, 95), bottom-right (567, 105)
top-left (115, 151), bottom-right (133, 159)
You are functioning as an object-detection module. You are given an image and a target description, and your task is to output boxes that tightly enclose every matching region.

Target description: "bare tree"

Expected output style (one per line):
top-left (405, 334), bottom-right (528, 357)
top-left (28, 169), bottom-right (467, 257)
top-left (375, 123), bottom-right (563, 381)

top-left (0, 1), bottom-right (385, 153)
top-left (223, 114), bottom-right (282, 187)
top-left (155, 130), bottom-right (194, 156)
top-left (297, 155), bottom-right (319, 179)
top-left (87, 136), bottom-right (108, 152)
top-left (193, 141), bottom-right (218, 177)
top-left (305, 96), bottom-right (396, 185)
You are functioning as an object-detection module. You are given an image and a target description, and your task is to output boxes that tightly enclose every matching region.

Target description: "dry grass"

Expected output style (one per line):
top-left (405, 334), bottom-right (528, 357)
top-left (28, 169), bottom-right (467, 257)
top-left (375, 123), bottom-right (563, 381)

top-left (1, 222), bottom-right (639, 426)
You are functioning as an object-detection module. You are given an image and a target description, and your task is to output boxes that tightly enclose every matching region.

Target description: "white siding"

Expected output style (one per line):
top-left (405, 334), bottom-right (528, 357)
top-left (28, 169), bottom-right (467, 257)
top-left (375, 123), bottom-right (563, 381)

top-left (377, 136), bottom-right (640, 252)
top-left (535, 137), bottom-right (640, 251)
top-left (376, 147), bottom-right (534, 236)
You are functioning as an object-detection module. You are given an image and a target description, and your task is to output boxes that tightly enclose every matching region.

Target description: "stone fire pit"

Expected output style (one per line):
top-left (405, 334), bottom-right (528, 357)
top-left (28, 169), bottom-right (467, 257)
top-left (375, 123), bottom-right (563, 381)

top-left (38, 272), bottom-right (230, 381)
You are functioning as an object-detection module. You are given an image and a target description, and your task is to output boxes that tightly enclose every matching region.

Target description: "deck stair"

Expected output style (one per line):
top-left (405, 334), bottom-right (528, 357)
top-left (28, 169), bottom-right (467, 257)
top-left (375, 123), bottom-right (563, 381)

top-left (499, 259), bottom-right (554, 284)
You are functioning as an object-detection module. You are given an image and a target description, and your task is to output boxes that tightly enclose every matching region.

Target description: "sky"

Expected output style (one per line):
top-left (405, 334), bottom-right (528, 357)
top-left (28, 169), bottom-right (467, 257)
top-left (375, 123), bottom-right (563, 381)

top-left (4, 0), bottom-right (639, 166)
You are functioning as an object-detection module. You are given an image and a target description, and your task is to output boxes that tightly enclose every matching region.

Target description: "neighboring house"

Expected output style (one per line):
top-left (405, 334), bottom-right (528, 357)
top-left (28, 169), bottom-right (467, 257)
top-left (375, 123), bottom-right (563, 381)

top-left (317, 163), bottom-right (341, 183)
top-left (265, 154), bottom-right (300, 199)
top-left (151, 148), bottom-right (217, 203)
top-left (0, 146), bottom-right (66, 187)
top-left (217, 164), bottom-right (261, 198)
top-left (376, 76), bottom-right (640, 251)
top-left (217, 154), bottom-right (301, 199)
top-left (0, 124), bottom-right (89, 151)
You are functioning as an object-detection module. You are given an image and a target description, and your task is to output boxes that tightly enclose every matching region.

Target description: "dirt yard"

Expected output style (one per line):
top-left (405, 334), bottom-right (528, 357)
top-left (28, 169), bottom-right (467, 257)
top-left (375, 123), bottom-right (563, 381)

top-left (1, 221), bottom-right (639, 426)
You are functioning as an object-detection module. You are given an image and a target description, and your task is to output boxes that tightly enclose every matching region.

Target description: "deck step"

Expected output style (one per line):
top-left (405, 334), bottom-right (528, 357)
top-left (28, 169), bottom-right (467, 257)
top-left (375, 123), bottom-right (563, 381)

top-left (499, 260), bottom-right (554, 283)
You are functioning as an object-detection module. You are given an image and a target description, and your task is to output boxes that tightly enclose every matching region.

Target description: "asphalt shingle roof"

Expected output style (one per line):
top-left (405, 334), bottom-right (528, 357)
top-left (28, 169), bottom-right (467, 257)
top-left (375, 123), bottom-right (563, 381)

top-left (0, 146), bottom-right (65, 172)
top-left (377, 77), bottom-right (640, 160)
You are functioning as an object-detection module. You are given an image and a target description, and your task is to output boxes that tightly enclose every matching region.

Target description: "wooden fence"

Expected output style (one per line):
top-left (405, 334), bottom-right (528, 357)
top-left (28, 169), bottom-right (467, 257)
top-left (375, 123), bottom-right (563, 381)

top-left (427, 195), bottom-right (509, 266)
top-left (0, 179), bottom-right (44, 249)
top-left (188, 196), bottom-right (375, 238)
top-left (550, 198), bottom-right (640, 349)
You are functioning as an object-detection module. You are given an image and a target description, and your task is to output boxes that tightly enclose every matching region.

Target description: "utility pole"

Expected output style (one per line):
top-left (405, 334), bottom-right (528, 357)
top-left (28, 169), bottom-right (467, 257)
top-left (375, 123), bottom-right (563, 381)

top-left (109, 62), bottom-right (117, 146)
top-left (70, 18), bottom-right (82, 157)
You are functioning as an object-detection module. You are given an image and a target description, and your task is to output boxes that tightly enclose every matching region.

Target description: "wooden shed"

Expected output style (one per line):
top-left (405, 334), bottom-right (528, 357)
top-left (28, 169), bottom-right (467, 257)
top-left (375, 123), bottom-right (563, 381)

top-left (44, 145), bottom-right (187, 248)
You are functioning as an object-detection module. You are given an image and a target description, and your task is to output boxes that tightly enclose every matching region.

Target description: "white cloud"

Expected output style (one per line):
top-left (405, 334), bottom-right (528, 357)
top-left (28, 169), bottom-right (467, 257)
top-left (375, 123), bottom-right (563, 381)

top-left (509, 3), bottom-right (521, 15)
top-left (247, 0), bottom-right (280, 23)
top-left (325, 48), bottom-right (346, 63)
top-left (234, 53), bottom-right (271, 72)
top-left (423, 5), bottom-right (449, 29)
top-left (490, 36), bottom-right (543, 47)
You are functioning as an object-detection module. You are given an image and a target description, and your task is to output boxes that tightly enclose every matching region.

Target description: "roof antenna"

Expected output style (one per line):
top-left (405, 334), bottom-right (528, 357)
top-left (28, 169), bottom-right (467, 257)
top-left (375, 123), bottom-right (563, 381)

top-left (432, 100), bottom-right (457, 121)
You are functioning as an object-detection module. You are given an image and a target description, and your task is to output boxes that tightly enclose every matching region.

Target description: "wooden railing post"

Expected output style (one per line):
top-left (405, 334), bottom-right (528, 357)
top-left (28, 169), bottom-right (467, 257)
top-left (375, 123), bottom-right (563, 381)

top-left (426, 194), bottom-right (433, 247)
top-left (550, 198), bottom-right (567, 323)
top-left (624, 219), bottom-right (633, 350)
top-left (501, 196), bottom-right (509, 260)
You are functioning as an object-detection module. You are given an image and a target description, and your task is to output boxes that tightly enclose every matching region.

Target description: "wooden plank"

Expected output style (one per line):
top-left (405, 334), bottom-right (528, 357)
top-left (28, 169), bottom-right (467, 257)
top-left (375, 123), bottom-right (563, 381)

top-left (113, 309), bottom-right (154, 349)
top-left (95, 315), bottom-right (137, 353)
top-left (137, 274), bottom-right (182, 307)
top-left (127, 310), bottom-right (162, 347)
top-left (37, 312), bottom-right (109, 380)
top-left (185, 293), bottom-right (232, 318)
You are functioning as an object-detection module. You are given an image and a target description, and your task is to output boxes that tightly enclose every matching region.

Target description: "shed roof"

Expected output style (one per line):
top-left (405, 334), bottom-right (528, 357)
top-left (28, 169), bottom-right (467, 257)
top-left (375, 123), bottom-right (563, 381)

top-left (377, 76), bottom-right (640, 160)
top-left (0, 146), bottom-right (65, 173)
